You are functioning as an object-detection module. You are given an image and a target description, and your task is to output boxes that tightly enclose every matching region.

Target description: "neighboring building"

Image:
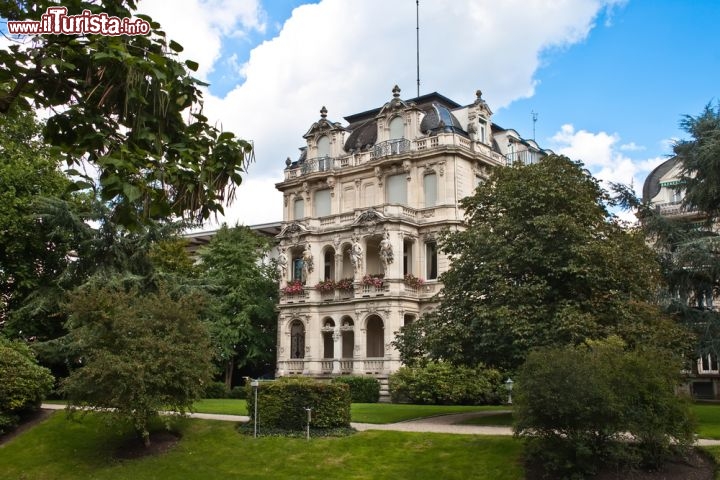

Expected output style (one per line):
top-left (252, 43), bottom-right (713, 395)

top-left (274, 86), bottom-right (551, 385)
top-left (643, 157), bottom-right (718, 398)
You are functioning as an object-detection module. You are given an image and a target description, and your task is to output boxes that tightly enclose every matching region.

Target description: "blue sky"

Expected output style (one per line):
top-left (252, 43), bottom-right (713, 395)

top-left (5, 1), bottom-right (718, 225)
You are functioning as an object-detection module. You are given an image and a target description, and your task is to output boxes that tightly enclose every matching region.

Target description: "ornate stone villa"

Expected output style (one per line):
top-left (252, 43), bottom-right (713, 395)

top-left (273, 86), bottom-right (551, 385)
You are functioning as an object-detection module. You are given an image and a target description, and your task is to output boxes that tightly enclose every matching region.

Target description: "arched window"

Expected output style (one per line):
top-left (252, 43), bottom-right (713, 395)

top-left (290, 321), bottom-right (305, 359)
top-left (317, 135), bottom-right (330, 157)
top-left (389, 116), bottom-right (404, 140)
top-left (423, 173), bottom-right (437, 207)
top-left (324, 248), bottom-right (335, 280)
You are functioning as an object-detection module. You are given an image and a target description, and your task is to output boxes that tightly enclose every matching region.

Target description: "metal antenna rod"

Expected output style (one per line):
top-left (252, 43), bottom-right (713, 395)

top-left (416, 0), bottom-right (420, 97)
top-left (531, 110), bottom-right (538, 140)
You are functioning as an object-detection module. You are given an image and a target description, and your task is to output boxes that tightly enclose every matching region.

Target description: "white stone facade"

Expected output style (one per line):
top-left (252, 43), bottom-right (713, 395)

top-left (274, 86), bottom-right (550, 378)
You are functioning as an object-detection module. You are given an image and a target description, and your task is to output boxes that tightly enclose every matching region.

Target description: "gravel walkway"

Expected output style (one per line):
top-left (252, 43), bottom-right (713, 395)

top-left (41, 404), bottom-right (720, 446)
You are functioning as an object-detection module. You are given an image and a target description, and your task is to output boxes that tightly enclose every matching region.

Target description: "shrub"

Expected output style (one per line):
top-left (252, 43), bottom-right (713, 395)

top-left (331, 376), bottom-right (380, 403)
top-left (246, 377), bottom-right (350, 431)
top-left (514, 340), bottom-right (695, 479)
top-left (228, 385), bottom-right (246, 399)
top-left (204, 381), bottom-right (229, 399)
top-left (0, 338), bottom-right (54, 435)
top-left (389, 362), bottom-right (502, 405)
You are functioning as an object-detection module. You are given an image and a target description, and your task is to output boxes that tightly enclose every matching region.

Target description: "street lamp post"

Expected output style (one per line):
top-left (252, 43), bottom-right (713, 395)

top-left (251, 379), bottom-right (259, 438)
top-left (505, 378), bottom-right (514, 405)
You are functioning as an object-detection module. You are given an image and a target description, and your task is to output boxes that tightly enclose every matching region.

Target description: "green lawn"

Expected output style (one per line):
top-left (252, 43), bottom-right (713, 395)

top-left (0, 412), bottom-right (524, 480)
top-left (192, 399), bottom-right (248, 415)
top-left (691, 403), bottom-right (720, 439)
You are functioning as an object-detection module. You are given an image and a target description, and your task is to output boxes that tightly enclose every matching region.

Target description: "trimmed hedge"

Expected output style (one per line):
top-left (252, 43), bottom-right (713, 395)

top-left (389, 362), bottom-right (502, 405)
top-left (203, 381), bottom-right (229, 399)
top-left (331, 376), bottom-right (380, 403)
top-left (246, 377), bottom-right (350, 430)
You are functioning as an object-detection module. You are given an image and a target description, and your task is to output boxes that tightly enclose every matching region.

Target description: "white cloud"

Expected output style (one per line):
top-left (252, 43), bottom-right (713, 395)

top-left (144, 0), bottom-right (622, 225)
top-left (137, 0), bottom-right (266, 80)
top-left (549, 124), bottom-right (667, 198)
top-left (619, 142), bottom-right (645, 151)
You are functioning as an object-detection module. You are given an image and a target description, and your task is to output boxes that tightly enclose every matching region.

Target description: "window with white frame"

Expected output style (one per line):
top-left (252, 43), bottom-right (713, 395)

top-left (386, 173), bottom-right (407, 205)
top-left (698, 354), bottom-right (719, 374)
top-left (293, 198), bottom-right (305, 220)
top-left (314, 189), bottom-right (331, 217)
top-left (389, 116), bottom-right (404, 140)
top-left (423, 173), bottom-right (437, 207)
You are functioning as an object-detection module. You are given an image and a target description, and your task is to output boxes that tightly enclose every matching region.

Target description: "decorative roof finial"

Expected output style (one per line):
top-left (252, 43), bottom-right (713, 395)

top-left (476, 89), bottom-right (483, 100)
top-left (285, 157), bottom-right (292, 167)
top-left (320, 106), bottom-right (327, 119)
top-left (392, 85), bottom-right (401, 98)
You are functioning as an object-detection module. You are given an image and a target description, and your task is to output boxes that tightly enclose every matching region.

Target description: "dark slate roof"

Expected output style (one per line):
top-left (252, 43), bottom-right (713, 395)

top-left (343, 92), bottom-right (461, 124)
top-left (419, 103), bottom-right (466, 136)
top-left (642, 157), bottom-right (678, 202)
top-left (344, 118), bottom-right (377, 152)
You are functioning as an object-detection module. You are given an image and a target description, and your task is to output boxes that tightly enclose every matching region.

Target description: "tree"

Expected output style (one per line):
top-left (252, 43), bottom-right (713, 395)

top-left (0, 107), bottom-right (71, 332)
top-left (676, 102), bottom-right (720, 220)
top-left (199, 225), bottom-right (278, 387)
top-left (396, 155), bottom-right (687, 371)
top-left (0, 0), bottom-right (253, 228)
top-left (61, 279), bottom-right (213, 447)
top-left (514, 339), bottom-right (694, 478)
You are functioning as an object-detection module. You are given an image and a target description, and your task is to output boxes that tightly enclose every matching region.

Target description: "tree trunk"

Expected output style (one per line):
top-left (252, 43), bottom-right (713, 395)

top-left (224, 358), bottom-right (234, 390)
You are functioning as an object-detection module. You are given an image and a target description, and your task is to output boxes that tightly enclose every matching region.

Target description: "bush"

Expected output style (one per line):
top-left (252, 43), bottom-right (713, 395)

top-left (389, 362), bottom-right (502, 405)
top-left (204, 381), bottom-right (229, 399)
top-left (514, 340), bottom-right (695, 479)
top-left (228, 385), bottom-right (246, 399)
top-left (331, 376), bottom-right (380, 403)
top-left (0, 338), bottom-right (54, 435)
top-left (246, 377), bottom-right (350, 431)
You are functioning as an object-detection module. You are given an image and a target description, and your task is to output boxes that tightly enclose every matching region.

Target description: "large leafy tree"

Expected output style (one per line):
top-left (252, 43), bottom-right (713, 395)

top-left (396, 155), bottom-right (688, 371)
top-left (62, 279), bottom-right (213, 447)
top-left (199, 225), bottom-right (278, 387)
top-left (0, 0), bottom-right (252, 228)
top-left (0, 107), bottom-right (71, 332)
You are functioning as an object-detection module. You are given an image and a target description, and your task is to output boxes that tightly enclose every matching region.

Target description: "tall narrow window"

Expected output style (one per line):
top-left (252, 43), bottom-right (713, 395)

top-left (479, 119), bottom-right (487, 144)
top-left (386, 174), bottom-right (407, 205)
top-left (317, 135), bottom-right (330, 157)
top-left (324, 249), bottom-right (334, 280)
top-left (292, 256), bottom-right (303, 282)
top-left (426, 242), bottom-right (438, 280)
top-left (290, 321), bottom-right (305, 359)
top-left (293, 198), bottom-right (305, 220)
top-left (403, 240), bottom-right (413, 276)
top-left (315, 189), bottom-right (331, 217)
top-left (423, 173), bottom-right (437, 207)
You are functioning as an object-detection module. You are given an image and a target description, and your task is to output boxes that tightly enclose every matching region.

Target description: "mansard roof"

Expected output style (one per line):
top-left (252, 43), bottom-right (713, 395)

top-left (642, 157), bottom-right (679, 202)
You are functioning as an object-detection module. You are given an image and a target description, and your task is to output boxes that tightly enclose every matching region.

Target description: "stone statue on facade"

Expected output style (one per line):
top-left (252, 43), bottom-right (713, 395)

top-left (350, 236), bottom-right (363, 276)
top-left (379, 231), bottom-right (394, 275)
top-left (302, 242), bottom-right (314, 283)
top-left (277, 246), bottom-right (288, 286)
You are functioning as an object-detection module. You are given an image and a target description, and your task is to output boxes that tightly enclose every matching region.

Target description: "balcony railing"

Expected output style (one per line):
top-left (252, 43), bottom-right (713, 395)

top-left (278, 358), bottom-right (385, 375)
top-left (372, 138), bottom-right (411, 159)
top-left (283, 132), bottom-right (506, 180)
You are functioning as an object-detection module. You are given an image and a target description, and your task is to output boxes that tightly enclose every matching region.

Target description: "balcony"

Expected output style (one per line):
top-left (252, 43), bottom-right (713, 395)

top-left (283, 132), bottom-right (506, 180)
top-left (279, 278), bottom-right (438, 304)
top-left (278, 358), bottom-right (386, 375)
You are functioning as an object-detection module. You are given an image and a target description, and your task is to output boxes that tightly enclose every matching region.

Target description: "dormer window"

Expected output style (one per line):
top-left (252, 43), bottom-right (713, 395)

top-left (389, 116), bottom-right (404, 140)
top-left (478, 119), bottom-right (487, 144)
top-left (317, 135), bottom-right (330, 157)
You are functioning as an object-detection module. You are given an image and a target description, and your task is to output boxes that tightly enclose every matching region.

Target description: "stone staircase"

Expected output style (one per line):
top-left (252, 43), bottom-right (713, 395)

top-left (378, 375), bottom-right (390, 402)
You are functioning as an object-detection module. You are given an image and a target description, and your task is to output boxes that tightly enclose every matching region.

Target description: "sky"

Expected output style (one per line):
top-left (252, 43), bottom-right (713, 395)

top-left (9, 1), bottom-right (720, 227)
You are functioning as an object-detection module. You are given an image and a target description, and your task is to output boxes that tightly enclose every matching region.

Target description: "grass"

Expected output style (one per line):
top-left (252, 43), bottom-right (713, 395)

top-left (192, 399), bottom-right (248, 415)
top-left (691, 403), bottom-right (720, 439)
top-left (0, 412), bottom-right (524, 480)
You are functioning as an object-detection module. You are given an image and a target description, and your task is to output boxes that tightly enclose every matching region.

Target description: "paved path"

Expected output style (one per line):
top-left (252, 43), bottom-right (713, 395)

top-left (41, 404), bottom-right (720, 446)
